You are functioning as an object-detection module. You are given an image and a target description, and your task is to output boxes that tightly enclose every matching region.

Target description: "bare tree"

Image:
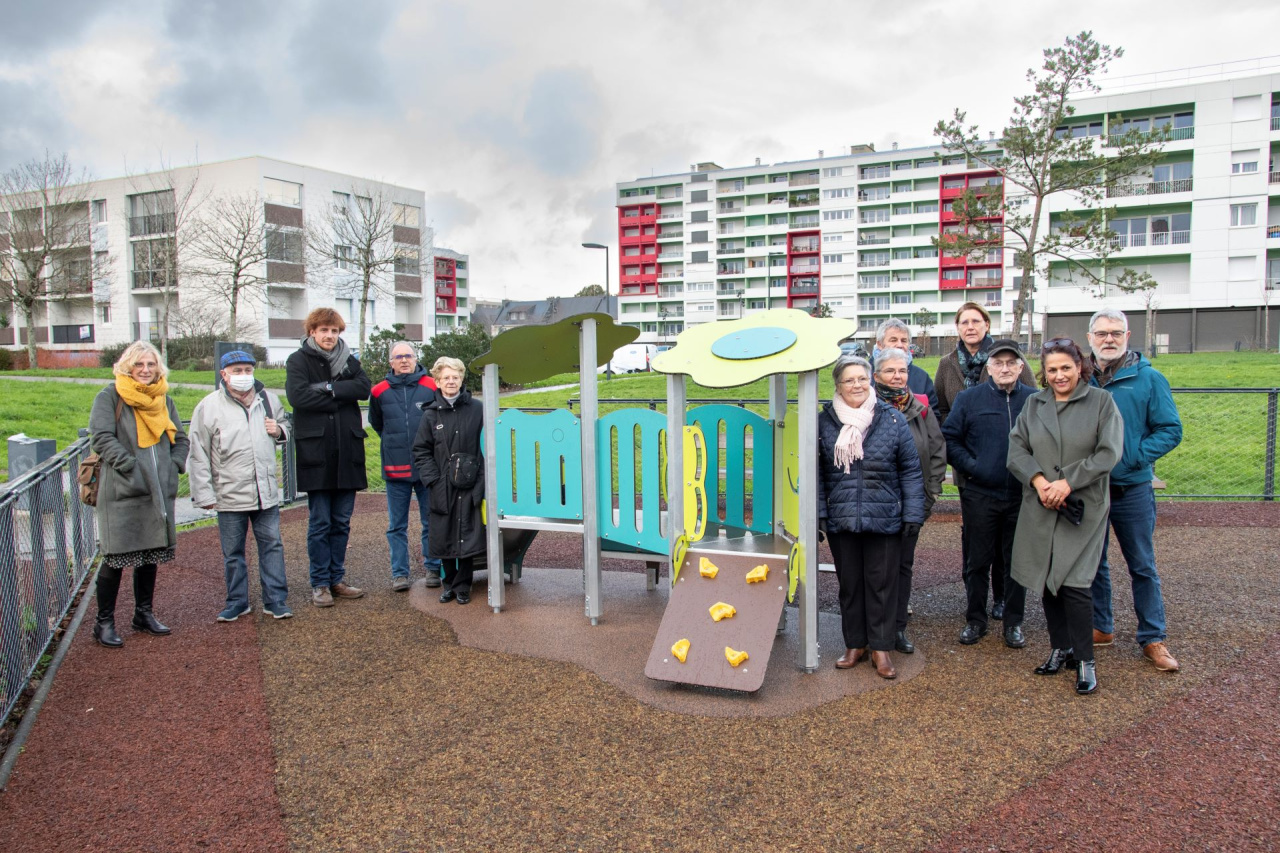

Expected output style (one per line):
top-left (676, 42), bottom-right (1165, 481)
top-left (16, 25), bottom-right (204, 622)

top-left (187, 191), bottom-right (269, 341)
top-left (933, 32), bottom-right (1168, 347)
top-left (307, 186), bottom-right (425, 352)
top-left (0, 152), bottom-right (98, 368)
top-left (125, 159), bottom-right (205, 359)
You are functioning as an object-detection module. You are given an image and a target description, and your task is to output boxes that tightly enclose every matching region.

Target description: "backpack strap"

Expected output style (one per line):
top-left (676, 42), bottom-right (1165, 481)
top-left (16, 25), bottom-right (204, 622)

top-left (257, 388), bottom-right (273, 419)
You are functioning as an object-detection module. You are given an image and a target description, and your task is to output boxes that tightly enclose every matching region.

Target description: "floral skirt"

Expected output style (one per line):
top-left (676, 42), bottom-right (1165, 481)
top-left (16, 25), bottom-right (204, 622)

top-left (103, 547), bottom-right (176, 571)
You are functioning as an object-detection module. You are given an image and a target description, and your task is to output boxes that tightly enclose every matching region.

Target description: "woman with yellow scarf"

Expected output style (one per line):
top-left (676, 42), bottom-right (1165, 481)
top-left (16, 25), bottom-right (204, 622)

top-left (88, 341), bottom-right (189, 648)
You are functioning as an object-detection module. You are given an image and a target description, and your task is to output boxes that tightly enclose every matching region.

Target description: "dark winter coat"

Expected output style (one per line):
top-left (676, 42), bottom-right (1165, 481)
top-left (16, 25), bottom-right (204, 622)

top-left (89, 386), bottom-right (190, 557)
top-left (369, 368), bottom-right (438, 483)
top-left (284, 343), bottom-right (372, 493)
top-left (942, 378), bottom-right (1036, 500)
top-left (412, 388), bottom-right (486, 559)
top-left (1089, 353), bottom-right (1182, 487)
top-left (900, 393), bottom-right (947, 516)
top-left (1007, 382), bottom-right (1124, 594)
top-left (818, 400), bottom-right (926, 535)
top-left (934, 349), bottom-right (1036, 426)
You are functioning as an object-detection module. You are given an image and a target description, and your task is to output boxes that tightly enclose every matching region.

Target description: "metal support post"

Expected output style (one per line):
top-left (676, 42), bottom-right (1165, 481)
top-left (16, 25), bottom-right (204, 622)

top-left (666, 372), bottom-right (687, 590)
top-left (1265, 390), bottom-right (1277, 501)
top-left (482, 363), bottom-right (505, 611)
top-left (579, 318), bottom-right (603, 625)
top-left (797, 370), bottom-right (820, 672)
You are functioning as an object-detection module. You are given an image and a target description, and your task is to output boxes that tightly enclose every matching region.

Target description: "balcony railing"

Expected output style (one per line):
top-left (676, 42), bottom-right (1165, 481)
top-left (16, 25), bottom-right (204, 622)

top-left (857, 258), bottom-right (890, 268)
top-left (789, 263), bottom-right (820, 274)
top-left (789, 283), bottom-right (819, 295)
top-left (1105, 126), bottom-right (1195, 145)
top-left (657, 271), bottom-right (683, 279)
top-left (789, 241), bottom-right (819, 252)
top-left (1267, 226), bottom-right (1280, 239)
top-left (1270, 116), bottom-right (1279, 131)
top-left (857, 236), bottom-right (889, 246)
top-left (789, 196), bottom-right (819, 208)
top-left (131, 270), bottom-right (172, 289)
top-left (128, 212), bottom-right (176, 237)
top-left (658, 230), bottom-right (683, 239)
top-left (1107, 178), bottom-right (1193, 198)
top-left (658, 212), bottom-right (682, 219)
top-left (658, 251), bottom-right (682, 258)
top-left (858, 192), bottom-right (890, 202)
top-left (1270, 171), bottom-right (1280, 184)
top-left (717, 266), bottom-right (745, 275)
top-left (718, 206), bottom-right (744, 214)
top-left (717, 247), bottom-right (744, 255)
top-left (1108, 230), bottom-right (1191, 249)
top-left (789, 175), bottom-right (819, 186)
top-left (790, 217), bottom-right (820, 228)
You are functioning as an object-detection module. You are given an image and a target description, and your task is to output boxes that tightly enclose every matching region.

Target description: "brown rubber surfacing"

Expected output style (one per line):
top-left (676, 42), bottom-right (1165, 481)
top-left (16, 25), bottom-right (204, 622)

top-left (1, 494), bottom-right (1278, 851)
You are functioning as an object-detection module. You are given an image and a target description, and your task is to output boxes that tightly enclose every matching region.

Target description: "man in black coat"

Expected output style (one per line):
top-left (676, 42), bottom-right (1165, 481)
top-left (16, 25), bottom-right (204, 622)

top-left (285, 308), bottom-right (372, 608)
top-left (940, 339), bottom-right (1035, 648)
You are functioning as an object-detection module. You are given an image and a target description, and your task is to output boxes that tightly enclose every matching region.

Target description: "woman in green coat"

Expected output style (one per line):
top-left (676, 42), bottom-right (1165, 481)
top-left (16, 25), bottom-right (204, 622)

top-left (1007, 338), bottom-right (1123, 695)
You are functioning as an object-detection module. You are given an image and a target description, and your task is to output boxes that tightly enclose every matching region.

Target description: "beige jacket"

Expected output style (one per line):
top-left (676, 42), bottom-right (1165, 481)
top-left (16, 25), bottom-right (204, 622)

top-left (187, 386), bottom-right (288, 512)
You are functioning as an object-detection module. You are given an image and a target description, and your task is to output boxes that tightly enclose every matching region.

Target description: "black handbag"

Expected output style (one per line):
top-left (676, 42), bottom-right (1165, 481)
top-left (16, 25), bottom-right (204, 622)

top-left (446, 453), bottom-right (481, 489)
top-left (1057, 494), bottom-right (1085, 526)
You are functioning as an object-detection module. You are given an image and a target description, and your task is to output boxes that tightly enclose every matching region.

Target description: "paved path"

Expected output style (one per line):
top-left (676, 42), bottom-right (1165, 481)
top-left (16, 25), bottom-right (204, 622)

top-left (1, 498), bottom-right (1277, 851)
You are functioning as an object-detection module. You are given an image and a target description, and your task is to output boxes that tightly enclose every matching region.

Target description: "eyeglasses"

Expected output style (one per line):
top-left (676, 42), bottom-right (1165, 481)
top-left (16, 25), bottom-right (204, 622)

top-left (1089, 329), bottom-right (1126, 340)
top-left (989, 359), bottom-right (1021, 370)
top-left (838, 377), bottom-right (870, 386)
top-left (390, 354), bottom-right (416, 360)
top-left (1044, 338), bottom-right (1075, 349)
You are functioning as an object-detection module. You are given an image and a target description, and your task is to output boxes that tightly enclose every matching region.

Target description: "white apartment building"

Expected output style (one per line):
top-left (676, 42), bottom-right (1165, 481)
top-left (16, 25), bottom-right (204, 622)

top-left (1, 156), bottom-right (470, 365)
top-left (426, 246), bottom-right (472, 337)
top-left (614, 71), bottom-right (1280, 353)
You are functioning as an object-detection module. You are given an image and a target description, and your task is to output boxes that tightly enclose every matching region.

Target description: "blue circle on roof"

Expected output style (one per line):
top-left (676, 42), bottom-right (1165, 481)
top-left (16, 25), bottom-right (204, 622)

top-left (711, 326), bottom-right (798, 360)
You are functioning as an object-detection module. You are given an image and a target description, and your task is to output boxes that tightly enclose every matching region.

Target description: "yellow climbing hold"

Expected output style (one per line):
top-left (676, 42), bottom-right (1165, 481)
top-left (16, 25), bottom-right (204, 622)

top-left (725, 646), bottom-right (748, 667)
top-left (709, 602), bottom-right (737, 622)
top-left (699, 556), bottom-right (719, 579)
top-left (745, 564), bottom-right (769, 583)
top-left (671, 638), bottom-right (690, 663)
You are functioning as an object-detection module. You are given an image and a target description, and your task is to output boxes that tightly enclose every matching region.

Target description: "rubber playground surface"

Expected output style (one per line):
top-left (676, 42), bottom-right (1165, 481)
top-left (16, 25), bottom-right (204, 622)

top-left (1, 495), bottom-right (1278, 852)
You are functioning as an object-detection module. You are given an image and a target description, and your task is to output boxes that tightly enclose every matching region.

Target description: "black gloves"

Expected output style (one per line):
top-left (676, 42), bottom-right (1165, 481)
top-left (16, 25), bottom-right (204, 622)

top-left (902, 522), bottom-right (922, 539)
top-left (308, 381), bottom-right (334, 396)
top-left (817, 521), bottom-right (828, 543)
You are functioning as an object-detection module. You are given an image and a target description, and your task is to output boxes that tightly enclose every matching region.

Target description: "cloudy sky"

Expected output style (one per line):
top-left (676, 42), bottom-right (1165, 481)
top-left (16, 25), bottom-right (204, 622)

top-left (3, 0), bottom-right (1278, 300)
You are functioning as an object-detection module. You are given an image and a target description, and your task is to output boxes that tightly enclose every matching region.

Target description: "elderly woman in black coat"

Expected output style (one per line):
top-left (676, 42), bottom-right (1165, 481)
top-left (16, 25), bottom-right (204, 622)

top-left (412, 356), bottom-right (486, 605)
top-left (819, 355), bottom-right (926, 679)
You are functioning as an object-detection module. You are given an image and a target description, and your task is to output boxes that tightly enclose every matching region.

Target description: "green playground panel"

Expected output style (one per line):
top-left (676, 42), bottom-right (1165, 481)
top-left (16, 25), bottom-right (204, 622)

top-left (686, 405), bottom-right (773, 534)
top-left (492, 408), bottom-right (584, 521)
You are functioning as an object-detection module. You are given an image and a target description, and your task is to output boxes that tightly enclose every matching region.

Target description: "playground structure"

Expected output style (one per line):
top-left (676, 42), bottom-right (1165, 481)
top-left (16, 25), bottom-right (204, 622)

top-left (471, 309), bottom-right (856, 691)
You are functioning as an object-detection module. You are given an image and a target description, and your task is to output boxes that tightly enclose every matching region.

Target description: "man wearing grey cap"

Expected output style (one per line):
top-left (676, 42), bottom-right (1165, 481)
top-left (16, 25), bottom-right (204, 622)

top-left (188, 350), bottom-right (292, 621)
top-left (941, 338), bottom-right (1035, 648)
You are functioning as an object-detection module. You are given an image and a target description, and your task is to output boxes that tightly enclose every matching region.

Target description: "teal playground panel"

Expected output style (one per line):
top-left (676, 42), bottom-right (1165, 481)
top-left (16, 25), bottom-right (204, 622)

top-left (492, 409), bottom-right (584, 521)
top-left (686, 405), bottom-right (773, 534)
top-left (596, 408), bottom-right (667, 555)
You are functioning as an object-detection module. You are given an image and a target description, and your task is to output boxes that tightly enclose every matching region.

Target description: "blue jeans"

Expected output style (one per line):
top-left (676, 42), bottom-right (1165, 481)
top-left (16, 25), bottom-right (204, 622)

top-left (306, 489), bottom-right (357, 589)
top-left (218, 506), bottom-right (289, 609)
top-left (386, 479), bottom-right (442, 579)
top-left (1091, 482), bottom-right (1167, 646)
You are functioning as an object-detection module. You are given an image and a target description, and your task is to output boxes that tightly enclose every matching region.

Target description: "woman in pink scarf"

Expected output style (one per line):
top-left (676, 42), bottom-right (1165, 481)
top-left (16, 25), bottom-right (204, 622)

top-left (818, 355), bottom-right (926, 679)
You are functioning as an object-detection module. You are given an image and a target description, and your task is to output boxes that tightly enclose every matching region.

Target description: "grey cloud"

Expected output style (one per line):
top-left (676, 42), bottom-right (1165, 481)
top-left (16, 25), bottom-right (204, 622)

top-left (0, 78), bottom-right (70, 168)
top-left (521, 68), bottom-right (605, 178)
top-left (0, 0), bottom-right (107, 56)
top-left (162, 55), bottom-right (273, 125)
top-left (163, 0), bottom-right (273, 41)
top-left (287, 0), bottom-right (395, 108)
top-left (425, 190), bottom-right (480, 238)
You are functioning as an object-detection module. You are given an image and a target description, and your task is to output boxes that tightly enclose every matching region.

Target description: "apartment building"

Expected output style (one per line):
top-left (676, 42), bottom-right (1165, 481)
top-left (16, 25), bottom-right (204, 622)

top-left (1, 156), bottom-right (469, 365)
top-left (614, 71), bottom-right (1280, 352)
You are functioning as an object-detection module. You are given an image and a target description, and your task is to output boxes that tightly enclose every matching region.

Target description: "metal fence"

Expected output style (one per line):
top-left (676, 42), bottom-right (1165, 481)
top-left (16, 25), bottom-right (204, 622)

top-left (568, 388), bottom-right (1280, 500)
top-left (0, 436), bottom-right (98, 727)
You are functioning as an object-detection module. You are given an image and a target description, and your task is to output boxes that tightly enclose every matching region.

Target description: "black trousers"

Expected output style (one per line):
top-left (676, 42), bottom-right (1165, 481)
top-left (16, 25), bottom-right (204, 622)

top-left (896, 527), bottom-right (919, 633)
top-left (1042, 585), bottom-right (1094, 662)
top-left (959, 489), bottom-right (1024, 628)
top-left (828, 531), bottom-right (900, 652)
top-left (443, 557), bottom-right (475, 594)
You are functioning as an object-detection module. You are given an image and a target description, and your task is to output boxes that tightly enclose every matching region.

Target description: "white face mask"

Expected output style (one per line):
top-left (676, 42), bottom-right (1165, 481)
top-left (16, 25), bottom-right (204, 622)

top-left (227, 374), bottom-right (256, 392)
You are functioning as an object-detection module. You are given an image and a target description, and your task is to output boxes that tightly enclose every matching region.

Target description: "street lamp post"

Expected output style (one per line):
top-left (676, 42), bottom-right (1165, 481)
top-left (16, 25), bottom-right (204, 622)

top-left (582, 241), bottom-right (612, 379)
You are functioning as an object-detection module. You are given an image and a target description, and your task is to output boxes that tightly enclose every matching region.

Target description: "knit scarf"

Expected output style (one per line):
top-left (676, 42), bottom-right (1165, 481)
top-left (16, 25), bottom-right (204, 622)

top-left (875, 381), bottom-right (912, 412)
top-left (304, 336), bottom-right (352, 379)
top-left (114, 375), bottom-right (176, 449)
top-left (956, 335), bottom-right (994, 388)
top-left (831, 390), bottom-right (877, 473)
top-left (1093, 349), bottom-right (1139, 387)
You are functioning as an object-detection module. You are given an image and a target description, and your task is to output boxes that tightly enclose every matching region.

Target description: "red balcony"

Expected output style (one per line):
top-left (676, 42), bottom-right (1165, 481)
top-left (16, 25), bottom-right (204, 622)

top-left (618, 205), bottom-right (657, 227)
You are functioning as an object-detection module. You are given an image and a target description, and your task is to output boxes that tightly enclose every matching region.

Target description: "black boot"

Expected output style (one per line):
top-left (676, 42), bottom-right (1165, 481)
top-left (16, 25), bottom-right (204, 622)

top-left (131, 563), bottom-right (171, 635)
top-left (1075, 660), bottom-right (1098, 695)
top-left (93, 567), bottom-right (124, 649)
top-left (1033, 648), bottom-right (1075, 675)
top-left (894, 630), bottom-right (915, 654)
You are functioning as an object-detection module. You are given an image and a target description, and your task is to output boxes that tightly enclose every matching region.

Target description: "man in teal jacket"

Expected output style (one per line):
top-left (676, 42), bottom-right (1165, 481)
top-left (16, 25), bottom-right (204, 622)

top-left (1087, 309), bottom-right (1183, 673)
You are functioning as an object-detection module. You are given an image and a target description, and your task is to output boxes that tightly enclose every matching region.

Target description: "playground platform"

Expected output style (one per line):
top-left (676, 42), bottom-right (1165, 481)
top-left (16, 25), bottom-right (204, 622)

top-left (1, 494), bottom-right (1278, 851)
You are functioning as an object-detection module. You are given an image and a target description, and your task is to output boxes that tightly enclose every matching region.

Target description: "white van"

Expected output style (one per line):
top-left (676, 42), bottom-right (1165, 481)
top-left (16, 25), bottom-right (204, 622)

top-left (602, 343), bottom-right (657, 374)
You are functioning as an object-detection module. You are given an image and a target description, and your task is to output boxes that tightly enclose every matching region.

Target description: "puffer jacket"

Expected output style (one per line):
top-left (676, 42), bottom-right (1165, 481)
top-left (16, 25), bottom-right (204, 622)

top-left (412, 388), bottom-right (486, 559)
top-left (186, 383), bottom-right (288, 512)
top-left (818, 399), bottom-right (926, 535)
top-left (369, 367), bottom-right (438, 482)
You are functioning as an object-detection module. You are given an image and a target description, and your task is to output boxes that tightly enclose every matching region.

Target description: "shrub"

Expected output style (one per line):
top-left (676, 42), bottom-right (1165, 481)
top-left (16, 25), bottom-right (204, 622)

top-left (0, 348), bottom-right (12, 371)
top-left (420, 323), bottom-right (491, 392)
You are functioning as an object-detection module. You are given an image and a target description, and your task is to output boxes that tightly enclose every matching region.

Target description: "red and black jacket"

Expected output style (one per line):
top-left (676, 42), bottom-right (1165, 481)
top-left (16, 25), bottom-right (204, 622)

top-left (369, 368), bottom-right (438, 482)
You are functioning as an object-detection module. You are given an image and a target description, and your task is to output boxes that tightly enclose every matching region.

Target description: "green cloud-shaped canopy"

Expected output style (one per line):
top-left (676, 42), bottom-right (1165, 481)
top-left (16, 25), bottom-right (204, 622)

top-left (470, 313), bottom-right (641, 385)
top-left (651, 308), bottom-right (856, 388)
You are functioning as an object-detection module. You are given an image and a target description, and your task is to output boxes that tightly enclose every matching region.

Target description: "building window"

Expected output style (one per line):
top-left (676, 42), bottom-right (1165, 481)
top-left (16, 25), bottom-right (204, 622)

top-left (893, 293), bottom-right (911, 304)
top-left (1230, 204), bottom-right (1257, 228)
top-left (131, 238), bottom-right (174, 288)
top-left (265, 178), bottom-right (302, 207)
top-left (394, 246), bottom-right (419, 275)
top-left (823, 167), bottom-right (844, 177)
top-left (391, 203), bottom-right (420, 227)
top-left (1231, 150), bottom-right (1260, 174)
top-left (822, 254), bottom-right (843, 264)
top-left (92, 200), bottom-right (107, 223)
top-left (99, 304), bottom-right (111, 324)
top-left (128, 190), bottom-right (175, 237)
top-left (266, 227), bottom-right (304, 263)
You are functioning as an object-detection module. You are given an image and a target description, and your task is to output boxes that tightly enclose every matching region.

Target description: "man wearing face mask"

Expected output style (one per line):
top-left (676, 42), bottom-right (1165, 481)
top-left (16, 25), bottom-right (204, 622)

top-left (188, 351), bottom-right (293, 621)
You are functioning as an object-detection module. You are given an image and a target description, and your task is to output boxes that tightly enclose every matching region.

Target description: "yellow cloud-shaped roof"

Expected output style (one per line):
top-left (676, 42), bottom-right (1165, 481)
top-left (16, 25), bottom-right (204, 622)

top-left (651, 309), bottom-right (856, 387)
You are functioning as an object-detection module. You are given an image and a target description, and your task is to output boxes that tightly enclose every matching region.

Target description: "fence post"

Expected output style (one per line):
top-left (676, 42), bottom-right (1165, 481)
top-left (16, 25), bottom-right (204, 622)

top-left (1265, 391), bottom-right (1277, 501)
top-left (0, 499), bottom-right (23, 721)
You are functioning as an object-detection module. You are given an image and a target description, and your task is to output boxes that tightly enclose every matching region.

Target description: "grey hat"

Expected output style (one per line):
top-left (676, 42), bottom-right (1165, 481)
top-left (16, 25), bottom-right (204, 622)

top-left (988, 339), bottom-right (1023, 359)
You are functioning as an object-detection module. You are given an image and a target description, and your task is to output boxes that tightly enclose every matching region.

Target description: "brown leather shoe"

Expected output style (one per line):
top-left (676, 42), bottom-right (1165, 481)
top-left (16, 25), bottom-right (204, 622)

top-left (835, 648), bottom-right (867, 669)
top-left (1142, 641), bottom-right (1179, 672)
top-left (311, 586), bottom-right (334, 608)
top-left (330, 582), bottom-right (365, 599)
top-left (871, 650), bottom-right (897, 680)
top-left (1093, 629), bottom-right (1115, 647)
